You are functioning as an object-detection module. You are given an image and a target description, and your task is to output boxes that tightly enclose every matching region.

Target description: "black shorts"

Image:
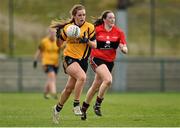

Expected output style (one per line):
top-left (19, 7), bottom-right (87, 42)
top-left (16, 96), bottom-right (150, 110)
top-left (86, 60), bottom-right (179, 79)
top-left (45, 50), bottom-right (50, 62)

top-left (63, 56), bottom-right (88, 74)
top-left (90, 57), bottom-right (114, 72)
top-left (43, 65), bottom-right (59, 74)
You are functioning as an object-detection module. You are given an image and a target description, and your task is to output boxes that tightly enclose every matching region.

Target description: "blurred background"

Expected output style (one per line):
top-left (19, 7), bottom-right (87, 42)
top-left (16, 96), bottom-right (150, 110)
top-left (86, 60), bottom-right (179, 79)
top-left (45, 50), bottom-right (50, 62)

top-left (0, 0), bottom-right (180, 92)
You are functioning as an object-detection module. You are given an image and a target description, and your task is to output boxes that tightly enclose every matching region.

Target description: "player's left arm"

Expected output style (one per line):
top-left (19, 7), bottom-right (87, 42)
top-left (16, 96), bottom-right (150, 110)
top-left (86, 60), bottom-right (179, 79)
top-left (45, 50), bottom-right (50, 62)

top-left (87, 25), bottom-right (97, 48)
top-left (118, 31), bottom-right (128, 54)
top-left (79, 30), bottom-right (96, 48)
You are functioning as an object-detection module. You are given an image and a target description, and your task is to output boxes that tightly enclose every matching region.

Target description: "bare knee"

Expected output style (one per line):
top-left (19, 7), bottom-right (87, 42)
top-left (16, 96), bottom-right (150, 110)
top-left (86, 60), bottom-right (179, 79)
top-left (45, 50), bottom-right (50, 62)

top-left (77, 75), bottom-right (86, 83)
top-left (103, 78), bottom-right (112, 86)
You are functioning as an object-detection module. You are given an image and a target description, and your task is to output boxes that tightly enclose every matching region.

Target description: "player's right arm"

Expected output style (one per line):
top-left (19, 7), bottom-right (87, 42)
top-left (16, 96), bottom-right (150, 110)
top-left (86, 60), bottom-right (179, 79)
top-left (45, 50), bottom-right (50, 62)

top-left (56, 27), bottom-right (64, 47)
top-left (33, 48), bottom-right (42, 68)
top-left (33, 40), bottom-right (44, 68)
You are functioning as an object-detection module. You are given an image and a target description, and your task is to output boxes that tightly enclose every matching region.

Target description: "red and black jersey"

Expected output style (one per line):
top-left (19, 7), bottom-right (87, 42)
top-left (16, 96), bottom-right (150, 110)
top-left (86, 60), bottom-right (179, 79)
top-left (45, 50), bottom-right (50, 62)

top-left (91, 24), bottom-right (127, 62)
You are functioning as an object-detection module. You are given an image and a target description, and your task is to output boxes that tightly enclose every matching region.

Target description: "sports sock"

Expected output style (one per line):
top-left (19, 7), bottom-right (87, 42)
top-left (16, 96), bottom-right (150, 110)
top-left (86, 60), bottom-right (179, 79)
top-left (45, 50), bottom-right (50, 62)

top-left (73, 100), bottom-right (80, 107)
top-left (95, 96), bottom-right (104, 106)
top-left (82, 101), bottom-right (90, 112)
top-left (56, 103), bottom-right (63, 112)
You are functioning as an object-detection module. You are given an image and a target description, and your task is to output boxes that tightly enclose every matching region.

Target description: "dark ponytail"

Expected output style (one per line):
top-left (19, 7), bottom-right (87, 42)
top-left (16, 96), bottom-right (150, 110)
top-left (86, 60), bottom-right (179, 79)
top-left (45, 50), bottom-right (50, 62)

top-left (94, 19), bottom-right (104, 27)
top-left (93, 10), bottom-right (113, 26)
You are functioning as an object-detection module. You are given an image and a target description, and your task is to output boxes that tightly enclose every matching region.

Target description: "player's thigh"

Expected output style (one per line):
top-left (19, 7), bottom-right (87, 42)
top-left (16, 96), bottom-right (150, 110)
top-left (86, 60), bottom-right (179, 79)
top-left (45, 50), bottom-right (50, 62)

top-left (66, 62), bottom-right (86, 80)
top-left (44, 65), bottom-right (56, 78)
top-left (47, 71), bottom-right (56, 78)
top-left (96, 64), bottom-right (112, 81)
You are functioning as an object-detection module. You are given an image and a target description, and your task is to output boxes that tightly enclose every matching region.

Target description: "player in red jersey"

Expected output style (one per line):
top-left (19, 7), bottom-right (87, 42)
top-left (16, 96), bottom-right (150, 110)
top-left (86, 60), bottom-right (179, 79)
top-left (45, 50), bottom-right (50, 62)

top-left (81, 10), bottom-right (128, 120)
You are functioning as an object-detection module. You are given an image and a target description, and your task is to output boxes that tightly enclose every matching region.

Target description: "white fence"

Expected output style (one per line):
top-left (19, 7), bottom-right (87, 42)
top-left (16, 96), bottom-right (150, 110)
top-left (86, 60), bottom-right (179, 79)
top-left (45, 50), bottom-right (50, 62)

top-left (0, 57), bottom-right (180, 92)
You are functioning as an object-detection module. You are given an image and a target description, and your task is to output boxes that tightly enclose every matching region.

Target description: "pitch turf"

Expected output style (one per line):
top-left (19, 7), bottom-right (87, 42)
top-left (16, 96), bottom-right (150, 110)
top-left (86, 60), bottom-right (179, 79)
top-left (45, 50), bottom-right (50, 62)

top-left (0, 92), bottom-right (180, 127)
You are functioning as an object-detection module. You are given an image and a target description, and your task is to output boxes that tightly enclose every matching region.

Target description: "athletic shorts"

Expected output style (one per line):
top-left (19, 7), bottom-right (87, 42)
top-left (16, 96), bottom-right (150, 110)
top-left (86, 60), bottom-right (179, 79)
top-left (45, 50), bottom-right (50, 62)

top-left (63, 56), bottom-right (88, 74)
top-left (43, 65), bottom-right (59, 74)
top-left (90, 57), bottom-right (114, 72)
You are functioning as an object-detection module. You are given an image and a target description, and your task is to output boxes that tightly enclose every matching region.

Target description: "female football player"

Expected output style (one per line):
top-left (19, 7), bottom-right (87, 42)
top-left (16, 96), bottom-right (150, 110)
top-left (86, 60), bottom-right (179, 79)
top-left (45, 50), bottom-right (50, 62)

top-left (33, 28), bottom-right (63, 99)
top-left (51, 4), bottom-right (96, 124)
top-left (81, 10), bottom-right (128, 120)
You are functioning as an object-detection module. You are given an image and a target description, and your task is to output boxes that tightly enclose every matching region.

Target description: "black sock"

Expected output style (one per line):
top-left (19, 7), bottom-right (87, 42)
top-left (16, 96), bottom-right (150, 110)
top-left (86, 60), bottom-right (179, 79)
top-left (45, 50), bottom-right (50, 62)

top-left (73, 100), bottom-right (80, 107)
top-left (56, 103), bottom-right (63, 112)
top-left (95, 96), bottom-right (103, 106)
top-left (82, 101), bottom-right (90, 112)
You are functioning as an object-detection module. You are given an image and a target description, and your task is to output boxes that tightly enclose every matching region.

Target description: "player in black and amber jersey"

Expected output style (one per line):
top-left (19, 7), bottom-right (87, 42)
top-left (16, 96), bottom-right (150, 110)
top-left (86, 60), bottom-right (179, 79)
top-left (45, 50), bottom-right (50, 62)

top-left (51, 4), bottom-right (96, 124)
top-left (81, 10), bottom-right (128, 120)
top-left (33, 28), bottom-right (63, 99)
top-left (61, 22), bottom-right (95, 59)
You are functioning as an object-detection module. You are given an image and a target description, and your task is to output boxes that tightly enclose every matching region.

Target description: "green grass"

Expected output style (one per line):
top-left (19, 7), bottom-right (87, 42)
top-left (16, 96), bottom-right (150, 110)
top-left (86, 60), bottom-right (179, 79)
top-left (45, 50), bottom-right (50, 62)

top-left (0, 92), bottom-right (180, 127)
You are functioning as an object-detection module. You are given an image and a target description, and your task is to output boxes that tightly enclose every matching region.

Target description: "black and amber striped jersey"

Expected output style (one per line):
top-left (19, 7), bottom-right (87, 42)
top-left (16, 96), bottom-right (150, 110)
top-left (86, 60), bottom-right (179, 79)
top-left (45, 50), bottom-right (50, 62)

top-left (60, 21), bottom-right (95, 59)
top-left (39, 37), bottom-right (60, 66)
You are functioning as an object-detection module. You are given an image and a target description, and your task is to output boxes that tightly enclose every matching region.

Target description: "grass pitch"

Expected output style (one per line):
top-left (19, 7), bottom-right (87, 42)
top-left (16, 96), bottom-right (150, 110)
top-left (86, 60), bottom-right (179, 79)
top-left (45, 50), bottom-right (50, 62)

top-left (0, 92), bottom-right (180, 127)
